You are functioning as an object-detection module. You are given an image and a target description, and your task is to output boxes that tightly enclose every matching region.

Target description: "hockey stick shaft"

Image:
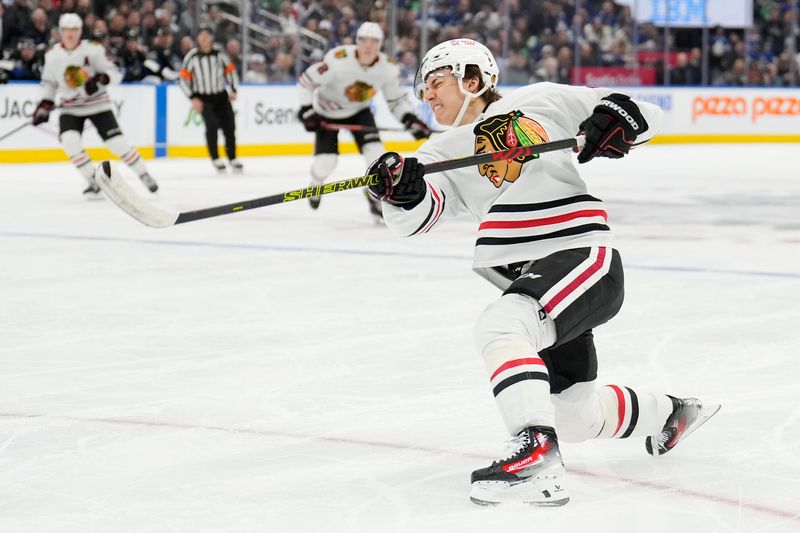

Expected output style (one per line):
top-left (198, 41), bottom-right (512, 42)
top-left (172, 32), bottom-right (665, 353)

top-left (320, 122), bottom-right (407, 133)
top-left (320, 122), bottom-right (445, 135)
top-left (96, 136), bottom-right (584, 228)
top-left (175, 173), bottom-right (379, 224)
top-left (173, 135), bottom-right (584, 225)
top-left (0, 121), bottom-right (31, 143)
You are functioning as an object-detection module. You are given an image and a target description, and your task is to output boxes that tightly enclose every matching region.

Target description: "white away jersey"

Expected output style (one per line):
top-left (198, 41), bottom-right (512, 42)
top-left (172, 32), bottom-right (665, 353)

top-left (297, 45), bottom-right (413, 120)
top-left (41, 40), bottom-right (122, 116)
top-left (381, 82), bottom-right (663, 270)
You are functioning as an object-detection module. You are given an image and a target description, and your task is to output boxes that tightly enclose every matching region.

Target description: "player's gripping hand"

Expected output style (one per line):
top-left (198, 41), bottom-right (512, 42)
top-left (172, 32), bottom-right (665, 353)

top-left (577, 93), bottom-right (648, 164)
top-left (366, 152), bottom-right (426, 208)
top-left (32, 99), bottom-right (55, 126)
top-left (297, 105), bottom-right (321, 132)
top-left (84, 73), bottom-right (110, 96)
top-left (402, 113), bottom-right (432, 140)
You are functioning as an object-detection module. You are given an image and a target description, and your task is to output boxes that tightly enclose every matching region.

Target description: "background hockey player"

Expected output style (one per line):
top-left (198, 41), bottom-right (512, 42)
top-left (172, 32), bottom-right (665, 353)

top-left (179, 26), bottom-right (242, 173)
top-left (366, 39), bottom-right (720, 507)
top-left (32, 14), bottom-right (158, 198)
top-left (296, 21), bottom-right (431, 218)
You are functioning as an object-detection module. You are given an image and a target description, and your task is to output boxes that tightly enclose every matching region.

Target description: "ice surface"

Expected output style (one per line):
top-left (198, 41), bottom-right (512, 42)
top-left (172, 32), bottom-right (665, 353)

top-left (1, 144), bottom-right (799, 532)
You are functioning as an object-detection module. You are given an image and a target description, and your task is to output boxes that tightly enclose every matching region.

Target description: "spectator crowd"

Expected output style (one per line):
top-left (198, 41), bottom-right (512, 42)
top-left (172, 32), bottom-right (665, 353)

top-left (1, 0), bottom-right (798, 87)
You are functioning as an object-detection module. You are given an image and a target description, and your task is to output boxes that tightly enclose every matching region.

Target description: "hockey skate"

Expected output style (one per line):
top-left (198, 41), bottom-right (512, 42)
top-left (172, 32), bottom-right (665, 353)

top-left (229, 159), bottom-right (244, 172)
top-left (212, 158), bottom-right (226, 172)
top-left (470, 426), bottom-right (569, 507)
top-left (646, 396), bottom-right (721, 456)
top-left (82, 182), bottom-right (103, 200)
top-left (139, 173), bottom-right (159, 193)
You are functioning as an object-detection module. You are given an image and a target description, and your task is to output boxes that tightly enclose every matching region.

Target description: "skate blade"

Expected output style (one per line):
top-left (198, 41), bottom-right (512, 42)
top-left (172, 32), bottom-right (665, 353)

top-left (469, 478), bottom-right (570, 507)
top-left (681, 402), bottom-right (721, 442)
top-left (470, 495), bottom-right (570, 507)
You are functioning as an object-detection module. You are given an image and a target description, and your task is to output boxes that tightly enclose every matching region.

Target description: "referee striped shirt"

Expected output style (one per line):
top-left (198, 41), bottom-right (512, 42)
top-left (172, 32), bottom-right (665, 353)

top-left (179, 47), bottom-right (239, 97)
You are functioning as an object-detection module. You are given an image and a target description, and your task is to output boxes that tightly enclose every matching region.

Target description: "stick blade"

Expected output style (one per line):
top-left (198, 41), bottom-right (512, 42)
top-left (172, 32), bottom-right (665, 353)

top-left (95, 161), bottom-right (178, 228)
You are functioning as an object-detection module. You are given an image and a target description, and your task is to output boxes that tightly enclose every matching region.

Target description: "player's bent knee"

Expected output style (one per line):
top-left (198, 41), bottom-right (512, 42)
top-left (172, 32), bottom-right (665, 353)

top-left (104, 135), bottom-right (132, 157)
top-left (311, 153), bottom-right (337, 179)
top-left (474, 293), bottom-right (555, 357)
top-left (59, 130), bottom-right (84, 155)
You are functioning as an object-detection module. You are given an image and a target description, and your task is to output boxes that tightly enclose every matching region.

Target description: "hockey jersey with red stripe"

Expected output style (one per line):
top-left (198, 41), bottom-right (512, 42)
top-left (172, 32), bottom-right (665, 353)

top-left (381, 82), bottom-right (663, 271)
top-left (40, 40), bottom-right (122, 117)
top-left (297, 45), bottom-right (414, 121)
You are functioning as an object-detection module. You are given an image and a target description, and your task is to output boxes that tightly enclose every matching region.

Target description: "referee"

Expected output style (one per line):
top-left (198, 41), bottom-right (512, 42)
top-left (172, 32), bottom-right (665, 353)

top-left (179, 26), bottom-right (242, 172)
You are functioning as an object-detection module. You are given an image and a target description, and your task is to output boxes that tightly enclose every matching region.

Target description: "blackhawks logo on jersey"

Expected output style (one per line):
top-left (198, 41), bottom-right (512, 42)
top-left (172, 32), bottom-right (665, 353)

top-left (473, 111), bottom-right (549, 187)
top-left (344, 81), bottom-right (376, 102)
top-left (64, 65), bottom-right (88, 88)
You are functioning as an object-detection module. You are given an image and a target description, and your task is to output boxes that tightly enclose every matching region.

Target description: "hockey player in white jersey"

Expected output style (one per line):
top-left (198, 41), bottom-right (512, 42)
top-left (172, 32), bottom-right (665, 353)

top-left (32, 14), bottom-right (158, 198)
top-left (296, 21), bottom-right (431, 217)
top-left (366, 39), bottom-right (720, 506)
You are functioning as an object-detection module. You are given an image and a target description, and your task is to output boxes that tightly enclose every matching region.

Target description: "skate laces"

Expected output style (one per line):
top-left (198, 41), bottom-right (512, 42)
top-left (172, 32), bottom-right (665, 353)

top-left (495, 431), bottom-right (532, 464)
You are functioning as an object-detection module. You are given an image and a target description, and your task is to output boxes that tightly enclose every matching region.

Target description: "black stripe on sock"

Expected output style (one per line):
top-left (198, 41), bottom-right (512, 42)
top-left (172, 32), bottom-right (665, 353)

top-left (476, 224), bottom-right (610, 246)
top-left (620, 387), bottom-right (639, 438)
top-left (488, 194), bottom-right (602, 213)
top-left (492, 371), bottom-right (549, 397)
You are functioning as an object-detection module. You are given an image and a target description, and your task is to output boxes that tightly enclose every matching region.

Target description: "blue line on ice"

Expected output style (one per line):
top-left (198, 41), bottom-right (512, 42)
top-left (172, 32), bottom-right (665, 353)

top-left (3, 231), bottom-right (799, 280)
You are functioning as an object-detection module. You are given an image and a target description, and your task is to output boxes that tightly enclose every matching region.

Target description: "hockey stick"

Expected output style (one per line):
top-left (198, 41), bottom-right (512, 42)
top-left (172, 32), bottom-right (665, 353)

top-left (320, 122), bottom-right (446, 135)
top-left (320, 122), bottom-right (407, 133)
top-left (0, 121), bottom-right (31, 143)
top-left (95, 135), bottom-right (585, 228)
top-left (0, 104), bottom-right (65, 143)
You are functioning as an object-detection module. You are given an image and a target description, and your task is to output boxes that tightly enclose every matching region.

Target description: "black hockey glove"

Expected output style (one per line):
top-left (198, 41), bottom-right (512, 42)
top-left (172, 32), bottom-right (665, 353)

top-left (84, 73), bottom-right (110, 96)
top-left (297, 105), bottom-right (321, 132)
top-left (32, 99), bottom-right (55, 126)
top-left (402, 113), bottom-right (432, 140)
top-left (577, 93), bottom-right (648, 164)
top-left (366, 152), bottom-right (427, 208)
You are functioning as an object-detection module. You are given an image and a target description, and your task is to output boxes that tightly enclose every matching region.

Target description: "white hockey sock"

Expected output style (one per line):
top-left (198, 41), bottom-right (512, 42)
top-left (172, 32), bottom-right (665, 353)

top-left (59, 130), bottom-right (96, 184)
top-left (106, 135), bottom-right (149, 177)
top-left (484, 348), bottom-right (554, 434)
top-left (360, 141), bottom-right (384, 167)
top-left (310, 153), bottom-right (337, 185)
top-left (595, 385), bottom-right (674, 439)
top-left (475, 294), bottom-right (558, 435)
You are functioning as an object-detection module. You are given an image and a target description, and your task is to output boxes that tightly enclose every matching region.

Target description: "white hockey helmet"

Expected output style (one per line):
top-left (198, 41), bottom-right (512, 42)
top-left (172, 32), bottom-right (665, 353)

top-left (414, 39), bottom-right (499, 127)
top-left (58, 13), bottom-right (83, 30)
top-left (356, 22), bottom-right (384, 44)
top-left (414, 39), bottom-right (498, 101)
